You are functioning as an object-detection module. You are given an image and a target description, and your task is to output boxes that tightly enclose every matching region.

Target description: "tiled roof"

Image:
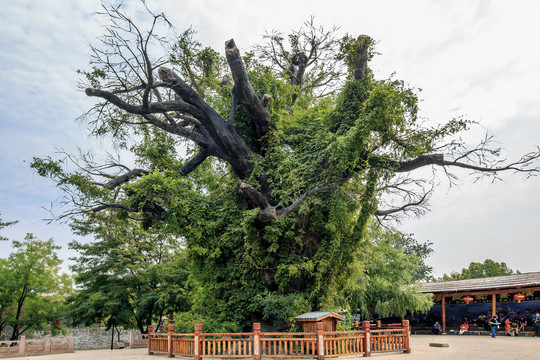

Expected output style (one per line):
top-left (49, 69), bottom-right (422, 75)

top-left (294, 311), bottom-right (344, 320)
top-left (420, 271), bottom-right (540, 293)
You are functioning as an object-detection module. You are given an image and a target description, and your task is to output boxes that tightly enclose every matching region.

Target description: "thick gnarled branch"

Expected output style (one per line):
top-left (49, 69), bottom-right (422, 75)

top-left (239, 180), bottom-right (339, 223)
top-left (225, 39), bottom-right (272, 141)
top-left (103, 168), bottom-right (150, 190)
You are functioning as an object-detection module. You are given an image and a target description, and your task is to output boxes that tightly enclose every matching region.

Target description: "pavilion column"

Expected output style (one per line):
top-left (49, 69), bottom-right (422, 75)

top-left (441, 295), bottom-right (446, 333)
top-left (491, 292), bottom-right (496, 318)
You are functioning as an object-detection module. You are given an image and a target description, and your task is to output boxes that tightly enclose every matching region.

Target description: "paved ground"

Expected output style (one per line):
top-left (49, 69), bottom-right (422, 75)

top-left (19, 335), bottom-right (540, 360)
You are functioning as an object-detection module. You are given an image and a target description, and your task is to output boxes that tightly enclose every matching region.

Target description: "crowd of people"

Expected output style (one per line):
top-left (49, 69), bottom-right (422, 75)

top-left (428, 306), bottom-right (540, 337)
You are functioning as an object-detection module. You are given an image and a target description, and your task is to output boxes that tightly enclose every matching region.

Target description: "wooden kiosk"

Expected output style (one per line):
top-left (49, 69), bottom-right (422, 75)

top-left (294, 311), bottom-right (345, 332)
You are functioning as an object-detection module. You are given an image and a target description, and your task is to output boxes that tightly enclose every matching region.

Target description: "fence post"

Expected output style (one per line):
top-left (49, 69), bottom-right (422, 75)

top-left (18, 336), bottom-right (26, 357)
top-left (45, 335), bottom-right (51, 354)
top-left (253, 323), bottom-right (261, 360)
top-left (194, 323), bottom-right (203, 360)
top-left (402, 320), bottom-right (411, 353)
top-left (148, 326), bottom-right (154, 355)
top-left (362, 321), bottom-right (371, 357)
top-left (316, 321), bottom-right (325, 360)
top-left (67, 335), bottom-right (74, 353)
top-left (168, 327), bottom-right (173, 358)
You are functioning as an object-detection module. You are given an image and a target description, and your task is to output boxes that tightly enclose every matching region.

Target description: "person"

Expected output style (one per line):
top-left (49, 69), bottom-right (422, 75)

top-left (458, 320), bottom-right (469, 335)
top-left (533, 312), bottom-right (540, 337)
top-left (475, 313), bottom-right (489, 330)
top-left (504, 317), bottom-right (511, 335)
top-left (509, 320), bottom-right (520, 336)
top-left (489, 315), bottom-right (500, 338)
top-left (519, 315), bottom-right (527, 331)
top-left (432, 321), bottom-right (441, 335)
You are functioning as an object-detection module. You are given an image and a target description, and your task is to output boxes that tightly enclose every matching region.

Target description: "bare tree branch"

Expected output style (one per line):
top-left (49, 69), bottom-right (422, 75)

top-left (394, 151), bottom-right (540, 174)
top-left (375, 191), bottom-right (430, 217)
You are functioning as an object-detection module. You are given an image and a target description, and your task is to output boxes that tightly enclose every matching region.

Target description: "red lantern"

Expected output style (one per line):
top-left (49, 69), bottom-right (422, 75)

top-left (514, 293), bottom-right (525, 303)
top-left (55, 320), bottom-right (60, 326)
top-left (462, 296), bottom-right (474, 304)
top-left (97, 317), bottom-right (102, 324)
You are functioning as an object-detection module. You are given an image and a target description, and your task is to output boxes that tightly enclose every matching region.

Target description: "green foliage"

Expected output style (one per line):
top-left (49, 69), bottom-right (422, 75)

top-left (338, 223), bottom-right (433, 319)
top-left (0, 234), bottom-right (71, 339)
top-left (67, 215), bottom-right (190, 333)
top-left (0, 212), bottom-right (17, 241)
top-left (441, 259), bottom-right (516, 281)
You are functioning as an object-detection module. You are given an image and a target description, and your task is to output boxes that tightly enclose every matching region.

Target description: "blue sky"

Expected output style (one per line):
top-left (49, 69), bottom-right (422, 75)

top-left (1, 0), bottom-right (539, 277)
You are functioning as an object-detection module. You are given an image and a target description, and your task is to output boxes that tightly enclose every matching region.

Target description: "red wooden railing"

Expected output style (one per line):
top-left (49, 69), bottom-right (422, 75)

top-left (371, 328), bottom-right (407, 352)
top-left (148, 320), bottom-right (410, 359)
top-left (324, 331), bottom-right (365, 357)
top-left (260, 332), bottom-right (318, 357)
top-left (172, 334), bottom-right (196, 356)
top-left (148, 334), bottom-right (169, 355)
top-left (201, 333), bottom-right (253, 357)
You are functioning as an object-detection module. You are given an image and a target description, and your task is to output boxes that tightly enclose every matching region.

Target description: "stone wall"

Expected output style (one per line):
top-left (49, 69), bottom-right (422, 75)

top-left (69, 328), bottom-right (132, 350)
top-left (18, 328), bottom-right (135, 350)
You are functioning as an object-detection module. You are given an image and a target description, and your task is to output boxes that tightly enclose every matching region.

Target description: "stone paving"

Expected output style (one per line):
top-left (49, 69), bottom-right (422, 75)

top-left (17, 335), bottom-right (540, 360)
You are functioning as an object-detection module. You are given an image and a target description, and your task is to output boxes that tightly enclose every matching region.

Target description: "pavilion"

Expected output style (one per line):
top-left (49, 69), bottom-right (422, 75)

top-left (420, 271), bottom-right (540, 332)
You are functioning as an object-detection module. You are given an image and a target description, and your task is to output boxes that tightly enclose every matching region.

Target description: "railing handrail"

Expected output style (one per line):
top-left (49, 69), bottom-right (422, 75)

top-left (324, 330), bottom-right (363, 335)
top-left (148, 320), bottom-right (411, 359)
top-left (201, 332), bottom-right (253, 337)
top-left (261, 332), bottom-right (316, 336)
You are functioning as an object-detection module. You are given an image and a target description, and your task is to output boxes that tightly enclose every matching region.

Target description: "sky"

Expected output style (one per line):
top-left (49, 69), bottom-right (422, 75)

top-left (0, 0), bottom-right (539, 278)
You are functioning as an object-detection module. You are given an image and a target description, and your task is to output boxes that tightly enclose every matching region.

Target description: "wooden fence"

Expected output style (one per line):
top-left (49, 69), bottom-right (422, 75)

top-left (0, 335), bottom-right (74, 358)
top-left (148, 320), bottom-right (410, 359)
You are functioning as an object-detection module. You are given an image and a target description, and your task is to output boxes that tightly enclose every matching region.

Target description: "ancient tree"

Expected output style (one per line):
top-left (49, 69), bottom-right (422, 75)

top-left (32, 6), bottom-right (539, 329)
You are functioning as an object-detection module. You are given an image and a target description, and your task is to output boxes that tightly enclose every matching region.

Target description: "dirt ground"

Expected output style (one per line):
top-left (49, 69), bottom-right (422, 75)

top-left (18, 335), bottom-right (540, 360)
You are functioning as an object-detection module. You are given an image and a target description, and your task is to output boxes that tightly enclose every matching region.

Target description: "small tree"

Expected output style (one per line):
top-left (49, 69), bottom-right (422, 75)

top-left (67, 215), bottom-right (190, 333)
top-left (0, 234), bottom-right (71, 340)
top-left (441, 259), bottom-right (516, 281)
